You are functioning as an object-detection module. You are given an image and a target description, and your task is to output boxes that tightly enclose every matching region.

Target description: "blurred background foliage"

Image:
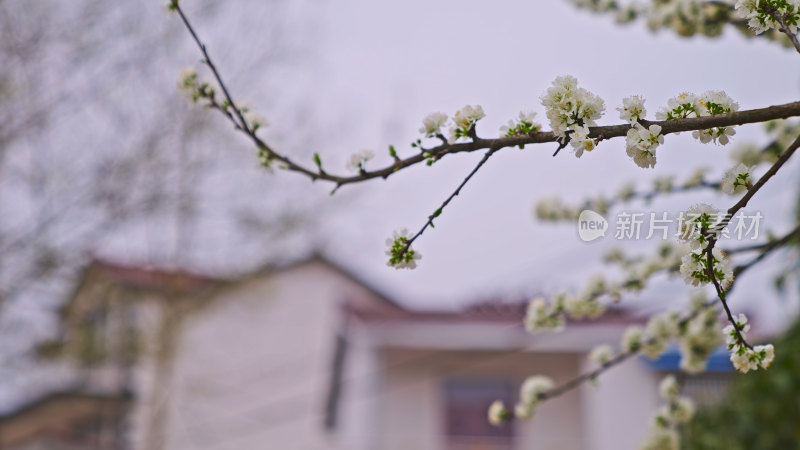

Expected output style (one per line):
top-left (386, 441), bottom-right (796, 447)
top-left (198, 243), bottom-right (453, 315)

top-left (683, 315), bottom-right (800, 449)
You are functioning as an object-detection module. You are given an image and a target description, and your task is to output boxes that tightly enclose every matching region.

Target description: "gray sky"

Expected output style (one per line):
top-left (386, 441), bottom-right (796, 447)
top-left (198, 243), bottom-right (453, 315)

top-left (278, 0), bottom-right (800, 323)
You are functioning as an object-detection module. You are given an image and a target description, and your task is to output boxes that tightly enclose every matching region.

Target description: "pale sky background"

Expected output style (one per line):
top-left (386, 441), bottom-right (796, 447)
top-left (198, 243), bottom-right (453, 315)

top-left (284, 0), bottom-right (800, 322)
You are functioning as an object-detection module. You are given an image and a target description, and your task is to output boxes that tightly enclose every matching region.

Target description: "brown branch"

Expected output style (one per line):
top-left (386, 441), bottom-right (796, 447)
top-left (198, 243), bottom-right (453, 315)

top-left (716, 133), bottom-right (800, 232)
top-left (700, 133), bottom-right (800, 350)
top-left (171, 3), bottom-right (800, 191)
top-left (767, 7), bottom-right (800, 55)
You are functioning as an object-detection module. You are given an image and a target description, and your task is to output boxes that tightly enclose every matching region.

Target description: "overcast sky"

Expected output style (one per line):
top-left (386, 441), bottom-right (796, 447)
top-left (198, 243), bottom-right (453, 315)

top-left (257, 0), bottom-right (800, 325)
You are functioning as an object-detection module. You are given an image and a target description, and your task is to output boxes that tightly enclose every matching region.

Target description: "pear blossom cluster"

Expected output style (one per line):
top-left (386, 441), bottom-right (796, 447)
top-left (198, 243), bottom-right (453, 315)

top-left (676, 203), bottom-right (725, 249)
top-left (735, 0), bottom-right (800, 35)
top-left (524, 297), bottom-right (565, 332)
top-left (416, 106), bottom-right (486, 144)
top-left (540, 75), bottom-right (606, 158)
top-left (616, 291), bottom-right (724, 373)
top-left (675, 203), bottom-right (736, 292)
top-left (617, 95), bottom-right (647, 124)
top-left (499, 111), bottom-right (542, 138)
top-left (677, 291), bottom-right (723, 373)
top-left (533, 169), bottom-right (717, 224)
top-left (658, 91), bottom-right (740, 145)
top-left (449, 105), bottom-right (486, 143)
top-left (346, 149), bottom-right (375, 172)
top-left (514, 375), bottom-right (554, 420)
top-left (720, 163), bottom-right (753, 195)
top-left (640, 375), bottom-right (695, 450)
top-left (723, 313), bottom-right (776, 373)
top-left (528, 244), bottom-right (688, 336)
top-left (385, 228), bottom-right (421, 270)
top-left (524, 276), bottom-right (612, 333)
top-left (641, 311), bottom-right (680, 359)
top-left (571, 0), bottom-right (775, 40)
top-left (680, 246), bottom-right (734, 290)
top-left (534, 197), bottom-right (584, 221)
top-left (625, 124), bottom-right (663, 168)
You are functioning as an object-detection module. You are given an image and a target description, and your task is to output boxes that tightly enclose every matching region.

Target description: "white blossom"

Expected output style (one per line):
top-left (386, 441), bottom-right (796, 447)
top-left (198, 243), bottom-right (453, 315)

top-left (385, 228), bottom-right (421, 270)
top-left (678, 305), bottom-right (722, 374)
top-left (589, 344), bottom-right (614, 366)
top-left (679, 246), bottom-right (733, 290)
top-left (758, 343), bottom-right (776, 368)
top-left (722, 313), bottom-right (751, 348)
top-left (617, 95), bottom-right (646, 124)
top-left (177, 67), bottom-right (200, 101)
top-left (720, 163), bottom-right (752, 195)
top-left (540, 75), bottom-right (605, 157)
top-left (658, 375), bottom-right (679, 401)
top-left (657, 92), bottom-right (699, 120)
top-left (500, 111), bottom-right (541, 137)
top-left (564, 294), bottom-right (606, 319)
top-left (346, 149), bottom-right (375, 172)
top-left (487, 400), bottom-right (508, 426)
top-left (730, 345), bottom-right (759, 373)
top-left (659, 90), bottom-right (739, 144)
top-left (735, 0), bottom-right (800, 35)
top-left (622, 325), bottom-right (644, 352)
top-left (419, 112), bottom-right (448, 138)
top-left (525, 297), bottom-right (565, 332)
top-left (447, 105), bottom-right (485, 143)
top-left (625, 124), bottom-right (663, 168)
top-left (722, 312), bottom-right (776, 373)
top-left (642, 312), bottom-right (678, 359)
top-left (520, 375), bottom-right (554, 405)
top-left (670, 397), bottom-right (696, 424)
top-left (676, 203), bottom-right (722, 249)
top-left (569, 125), bottom-right (597, 158)
top-left (243, 108), bottom-right (267, 131)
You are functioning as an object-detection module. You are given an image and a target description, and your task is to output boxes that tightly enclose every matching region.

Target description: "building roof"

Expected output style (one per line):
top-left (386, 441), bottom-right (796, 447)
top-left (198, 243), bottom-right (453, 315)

top-left (0, 390), bottom-right (131, 448)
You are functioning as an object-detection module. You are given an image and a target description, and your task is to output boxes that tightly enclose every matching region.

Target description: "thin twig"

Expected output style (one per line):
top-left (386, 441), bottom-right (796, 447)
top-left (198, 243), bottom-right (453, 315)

top-left (398, 145), bottom-right (501, 257)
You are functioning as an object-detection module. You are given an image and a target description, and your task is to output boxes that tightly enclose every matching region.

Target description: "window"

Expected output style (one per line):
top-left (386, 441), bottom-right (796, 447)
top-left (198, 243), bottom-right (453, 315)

top-left (443, 379), bottom-right (515, 450)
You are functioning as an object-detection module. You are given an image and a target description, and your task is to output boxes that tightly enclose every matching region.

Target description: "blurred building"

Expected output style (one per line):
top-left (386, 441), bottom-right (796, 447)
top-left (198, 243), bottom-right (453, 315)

top-left (0, 257), bottom-right (735, 450)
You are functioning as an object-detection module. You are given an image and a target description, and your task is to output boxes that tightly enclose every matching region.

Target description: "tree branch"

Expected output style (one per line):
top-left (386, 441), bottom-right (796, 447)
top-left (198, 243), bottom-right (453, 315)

top-left (171, 3), bottom-right (800, 192)
top-left (768, 7), bottom-right (800, 55)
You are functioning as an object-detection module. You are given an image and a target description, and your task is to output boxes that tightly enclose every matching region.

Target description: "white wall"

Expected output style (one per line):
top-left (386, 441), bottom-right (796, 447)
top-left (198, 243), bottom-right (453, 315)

top-left (130, 261), bottom-right (381, 450)
top-left (580, 356), bottom-right (660, 450)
